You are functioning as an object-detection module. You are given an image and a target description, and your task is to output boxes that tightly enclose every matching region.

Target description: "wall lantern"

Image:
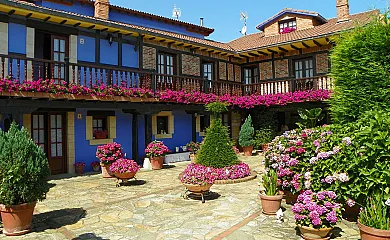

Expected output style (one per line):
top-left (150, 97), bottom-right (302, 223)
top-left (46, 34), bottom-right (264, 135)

top-left (107, 33), bottom-right (113, 46)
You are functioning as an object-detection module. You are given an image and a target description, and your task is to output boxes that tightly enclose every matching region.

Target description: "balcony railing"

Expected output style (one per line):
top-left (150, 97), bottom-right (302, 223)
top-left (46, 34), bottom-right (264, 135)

top-left (0, 54), bottom-right (333, 97)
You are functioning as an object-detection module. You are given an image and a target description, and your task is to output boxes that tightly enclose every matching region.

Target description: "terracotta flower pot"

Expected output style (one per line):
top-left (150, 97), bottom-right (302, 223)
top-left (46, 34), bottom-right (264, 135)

top-left (101, 163), bottom-right (113, 178)
top-left (0, 202), bottom-right (36, 236)
top-left (342, 204), bottom-right (360, 221)
top-left (262, 144), bottom-right (269, 153)
top-left (92, 165), bottom-right (101, 172)
top-left (260, 194), bottom-right (283, 215)
top-left (183, 184), bottom-right (212, 195)
top-left (190, 154), bottom-right (196, 163)
top-left (284, 190), bottom-right (299, 205)
top-left (113, 172), bottom-right (136, 180)
top-left (150, 156), bottom-right (164, 170)
top-left (358, 220), bottom-right (390, 240)
top-left (298, 225), bottom-right (333, 240)
top-left (243, 146), bottom-right (254, 156)
top-left (75, 166), bottom-right (84, 175)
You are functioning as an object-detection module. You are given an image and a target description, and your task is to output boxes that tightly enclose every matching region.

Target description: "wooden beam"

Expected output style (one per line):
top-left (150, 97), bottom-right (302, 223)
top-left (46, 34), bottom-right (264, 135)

top-left (73, 22), bottom-right (81, 27)
top-left (267, 49), bottom-right (278, 54)
top-left (148, 37), bottom-right (156, 40)
top-left (100, 28), bottom-right (109, 32)
top-left (220, 53), bottom-right (228, 56)
top-left (248, 52), bottom-right (260, 57)
top-left (278, 47), bottom-right (288, 52)
top-left (239, 54), bottom-right (248, 58)
top-left (190, 47), bottom-right (200, 51)
top-left (124, 33), bottom-right (133, 36)
top-left (290, 44), bottom-right (300, 51)
top-left (302, 42), bottom-right (310, 49)
top-left (159, 39), bottom-right (166, 43)
top-left (213, 51), bottom-right (221, 55)
top-left (8, 10), bottom-right (15, 15)
top-left (207, 49), bottom-right (215, 53)
top-left (176, 43), bottom-right (184, 47)
top-left (112, 30), bottom-right (120, 34)
top-left (25, 13), bottom-right (33, 18)
top-left (325, 38), bottom-right (330, 43)
top-left (87, 25), bottom-right (95, 30)
top-left (313, 40), bottom-right (322, 47)
top-left (257, 51), bottom-right (269, 56)
top-left (43, 16), bottom-right (51, 22)
top-left (60, 20), bottom-right (67, 25)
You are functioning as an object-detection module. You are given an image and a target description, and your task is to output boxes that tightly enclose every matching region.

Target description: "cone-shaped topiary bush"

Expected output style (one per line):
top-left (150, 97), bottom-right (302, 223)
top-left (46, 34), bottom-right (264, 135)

top-left (196, 102), bottom-right (239, 168)
top-left (0, 122), bottom-right (50, 206)
top-left (239, 115), bottom-right (255, 147)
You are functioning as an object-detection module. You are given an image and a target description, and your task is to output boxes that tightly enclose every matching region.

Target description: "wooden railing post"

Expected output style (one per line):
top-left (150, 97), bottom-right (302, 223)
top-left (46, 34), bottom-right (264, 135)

top-left (151, 72), bottom-right (156, 91)
top-left (291, 75), bottom-right (296, 92)
top-left (203, 77), bottom-right (209, 93)
top-left (64, 57), bottom-right (70, 84)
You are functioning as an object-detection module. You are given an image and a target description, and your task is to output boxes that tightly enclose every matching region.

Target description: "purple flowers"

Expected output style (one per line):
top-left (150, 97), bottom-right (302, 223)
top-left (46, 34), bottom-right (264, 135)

top-left (292, 191), bottom-right (341, 229)
top-left (342, 137), bottom-right (352, 146)
top-left (313, 140), bottom-right (321, 148)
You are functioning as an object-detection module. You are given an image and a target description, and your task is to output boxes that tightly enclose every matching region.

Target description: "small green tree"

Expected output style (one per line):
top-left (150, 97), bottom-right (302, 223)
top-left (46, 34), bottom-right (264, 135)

top-left (196, 102), bottom-right (239, 168)
top-left (239, 115), bottom-right (255, 147)
top-left (0, 122), bottom-right (50, 206)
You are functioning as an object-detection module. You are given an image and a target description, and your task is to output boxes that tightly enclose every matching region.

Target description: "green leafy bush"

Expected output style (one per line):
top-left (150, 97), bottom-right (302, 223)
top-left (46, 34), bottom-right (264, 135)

top-left (329, 14), bottom-right (390, 124)
top-left (296, 108), bottom-right (324, 129)
top-left (254, 128), bottom-right (274, 149)
top-left (262, 169), bottom-right (278, 196)
top-left (239, 115), bottom-right (255, 147)
top-left (196, 102), bottom-right (238, 168)
top-left (359, 194), bottom-right (390, 230)
top-left (0, 122), bottom-right (50, 206)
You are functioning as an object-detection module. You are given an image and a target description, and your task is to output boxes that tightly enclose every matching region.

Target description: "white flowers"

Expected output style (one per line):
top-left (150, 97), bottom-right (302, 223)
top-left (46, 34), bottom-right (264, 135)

top-left (304, 180), bottom-right (311, 189)
top-left (334, 173), bottom-right (349, 183)
top-left (304, 172), bottom-right (311, 180)
top-left (342, 137), bottom-right (352, 146)
top-left (385, 198), bottom-right (390, 207)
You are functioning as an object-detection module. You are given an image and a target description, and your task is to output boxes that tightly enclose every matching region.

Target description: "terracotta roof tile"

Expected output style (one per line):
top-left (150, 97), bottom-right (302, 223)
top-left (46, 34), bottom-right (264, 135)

top-left (229, 10), bottom-right (379, 52)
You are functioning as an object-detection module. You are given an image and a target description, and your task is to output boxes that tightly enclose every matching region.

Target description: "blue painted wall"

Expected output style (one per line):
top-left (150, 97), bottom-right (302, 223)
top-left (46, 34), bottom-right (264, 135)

top-left (122, 43), bottom-right (138, 68)
top-left (137, 115), bottom-right (146, 164)
top-left (152, 110), bottom-right (193, 153)
top-left (100, 39), bottom-right (118, 65)
top-left (8, 23), bottom-right (26, 54)
top-left (74, 109), bottom-right (132, 172)
top-left (109, 10), bottom-right (204, 39)
top-left (41, 1), bottom-right (94, 16)
top-left (78, 35), bottom-right (95, 62)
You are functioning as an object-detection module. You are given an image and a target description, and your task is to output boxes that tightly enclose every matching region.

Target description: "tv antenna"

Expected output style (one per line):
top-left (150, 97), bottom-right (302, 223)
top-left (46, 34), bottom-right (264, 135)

top-left (240, 11), bottom-right (248, 35)
top-left (172, 4), bottom-right (181, 20)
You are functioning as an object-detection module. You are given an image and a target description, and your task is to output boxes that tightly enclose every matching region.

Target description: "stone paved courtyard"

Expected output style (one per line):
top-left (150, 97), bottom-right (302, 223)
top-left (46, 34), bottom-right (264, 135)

top-left (0, 155), bottom-right (360, 240)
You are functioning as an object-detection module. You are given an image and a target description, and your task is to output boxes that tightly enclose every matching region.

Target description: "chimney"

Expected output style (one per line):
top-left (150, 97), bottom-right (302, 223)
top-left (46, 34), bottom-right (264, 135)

top-left (336, 0), bottom-right (350, 22)
top-left (95, 0), bottom-right (110, 20)
top-left (200, 18), bottom-right (204, 26)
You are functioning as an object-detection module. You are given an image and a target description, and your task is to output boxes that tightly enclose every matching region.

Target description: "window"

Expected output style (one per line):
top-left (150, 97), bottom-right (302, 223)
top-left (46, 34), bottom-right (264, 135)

top-left (202, 62), bottom-right (213, 88)
top-left (243, 67), bottom-right (259, 84)
top-left (157, 116), bottom-right (169, 135)
top-left (158, 53), bottom-right (175, 83)
top-left (294, 58), bottom-right (314, 79)
top-left (93, 116), bottom-right (108, 139)
top-left (279, 19), bottom-right (297, 33)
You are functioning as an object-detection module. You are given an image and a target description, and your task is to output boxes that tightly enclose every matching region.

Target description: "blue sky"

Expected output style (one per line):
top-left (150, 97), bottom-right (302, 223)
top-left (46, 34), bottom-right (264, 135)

top-left (111, 0), bottom-right (386, 42)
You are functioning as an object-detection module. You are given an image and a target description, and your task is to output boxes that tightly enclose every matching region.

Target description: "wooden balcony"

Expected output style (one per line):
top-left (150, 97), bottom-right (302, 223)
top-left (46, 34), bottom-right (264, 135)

top-left (0, 54), bottom-right (333, 100)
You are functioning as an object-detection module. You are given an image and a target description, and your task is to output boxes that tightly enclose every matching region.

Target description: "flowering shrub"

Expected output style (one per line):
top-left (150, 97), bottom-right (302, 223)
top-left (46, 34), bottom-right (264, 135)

top-left (0, 78), bottom-right (331, 109)
top-left (96, 142), bottom-right (123, 165)
top-left (145, 140), bottom-right (170, 158)
top-left (91, 161), bottom-right (100, 167)
top-left (212, 162), bottom-right (251, 180)
top-left (186, 141), bottom-right (201, 154)
top-left (180, 164), bottom-right (217, 186)
top-left (109, 158), bottom-right (139, 174)
top-left (74, 162), bottom-right (86, 167)
top-left (292, 190), bottom-right (342, 228)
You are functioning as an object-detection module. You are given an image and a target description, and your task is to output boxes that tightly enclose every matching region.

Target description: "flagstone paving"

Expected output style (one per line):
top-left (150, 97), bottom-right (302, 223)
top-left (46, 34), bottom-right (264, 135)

top-left (0, 155), bottom-right (360, 240)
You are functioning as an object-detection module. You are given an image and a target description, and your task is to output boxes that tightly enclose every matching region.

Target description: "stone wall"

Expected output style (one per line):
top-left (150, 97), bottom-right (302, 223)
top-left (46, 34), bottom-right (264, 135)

top-left (219, 62), bottom-right (227, 80)
top-left (227, 63), bottom-right (234, 81)
top-left (260, 61), bottom-right (273, 80)
top-left (274, 59), bottom-right (289, 78)
top-left (234, 65), bottom-right (241, 82)
top-left (143, 46), bottom-right (156, 70)
top-left (316, 53), bottom-right (329, 74)
top-left (182, 54), bottom-right (200, 76)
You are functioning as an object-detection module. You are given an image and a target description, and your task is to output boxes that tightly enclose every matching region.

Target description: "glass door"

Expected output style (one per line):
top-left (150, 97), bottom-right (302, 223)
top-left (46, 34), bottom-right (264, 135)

top-left (51, 36), bottom-right (68, 83)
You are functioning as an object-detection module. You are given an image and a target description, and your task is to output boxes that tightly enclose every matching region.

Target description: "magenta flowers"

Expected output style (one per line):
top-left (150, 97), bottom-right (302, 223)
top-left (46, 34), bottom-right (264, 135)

top-left (109, 158), bottom-right (139, 174)
top-left (96, 142), bottom-right (123, 165)
top-left (145, 140), bottom-right (170, 158)
top-left (292, 190), bottom-right (341, 229)
top-left (180, 164), bottom-right (217, 186)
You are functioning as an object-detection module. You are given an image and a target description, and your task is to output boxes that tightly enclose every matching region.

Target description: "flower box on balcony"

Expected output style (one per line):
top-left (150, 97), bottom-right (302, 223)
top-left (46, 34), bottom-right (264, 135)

top-left (94, 130), bottom-right (108, 139)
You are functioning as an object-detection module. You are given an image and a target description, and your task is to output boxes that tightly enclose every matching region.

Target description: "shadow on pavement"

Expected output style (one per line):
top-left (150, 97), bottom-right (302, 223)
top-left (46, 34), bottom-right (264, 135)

top-left (72, 233), bottom-right (109, 240)
top-left (32, 208), bottom-right (86, 233)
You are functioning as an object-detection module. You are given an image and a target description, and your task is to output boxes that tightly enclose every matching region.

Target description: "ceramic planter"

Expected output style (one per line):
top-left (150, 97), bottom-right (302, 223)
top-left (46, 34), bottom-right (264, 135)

top-left (92, 165), bottom-right (101, 172)
top-left (298, 225), bottom-right (333, 240)
top-left (358, 220), bottom-right (390, 240)
top-left (150, 156), bottom-right (164, 170)
top-left (75, 166), bottom-right (84, 175)
top-left (0, 202), bottom-right (36, 236)
top-left (243, 146), bottom-right (254, 156)
top-left (284, 190), bottom-right (299, 205)
top-left (113, 172), bottom-right (137, 180)
top-left (183, 184), bottom-right (212, 195)
top-left (101, 163), bottom-right (113, 178)
top-left (260, 194), bottom-right (283, 215)
top-left (189, 154), bottom-right (196, 163)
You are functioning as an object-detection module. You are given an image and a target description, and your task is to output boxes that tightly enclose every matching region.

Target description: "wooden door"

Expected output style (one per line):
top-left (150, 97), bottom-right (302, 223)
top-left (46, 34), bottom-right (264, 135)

top-left (51, 35), bottom-right (68, 83)
top-left (32, 113), bottom-right (67, 174)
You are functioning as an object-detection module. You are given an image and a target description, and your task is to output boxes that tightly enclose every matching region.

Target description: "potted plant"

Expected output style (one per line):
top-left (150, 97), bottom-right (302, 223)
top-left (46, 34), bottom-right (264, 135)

top-left (180, 164), bottom-right (217, 203)
top-left (239, 115), bottom-right (255, 156)
top-left (358, 194), bottom-right (390, 240)
top-left (254, 128), bottom-right (273, 153)
top-left (109, 158), bottom-right (140, 180)
top-left (74, 162), bottom-right (86, 175)
top-left (260, 169), bottom-right (283, 215)
top-left (91, 161), bottom-right (101, 172)
top-left (292, 190), bottom-right (342, 240)
top-left (145, 140), bottom-right (170, 170)
top-left (96, 142), bottom-right (123, 178)
top-left (186, 141), bottom-right (201, 163)
top-left (0, 122), bottom-right (50, 236)
top-left (94, 129), bottom-right (108, 139)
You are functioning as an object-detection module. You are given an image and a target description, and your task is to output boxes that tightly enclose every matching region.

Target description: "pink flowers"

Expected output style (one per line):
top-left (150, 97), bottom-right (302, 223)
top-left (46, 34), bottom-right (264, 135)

top-left (109, 158), bottom-right (139, 174)
top-left (186, 141), bottom-right (201, 154)
top-left (180, 164), bottom-right (217, 186)
top-left (297, 148), bottom-right (306, 154)
top-left (145, 140), bottom-right (170, 158)
top-left (96, 142), bottom-right (123, 165)
top-left (292, 190), bottom-right (341, 228)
